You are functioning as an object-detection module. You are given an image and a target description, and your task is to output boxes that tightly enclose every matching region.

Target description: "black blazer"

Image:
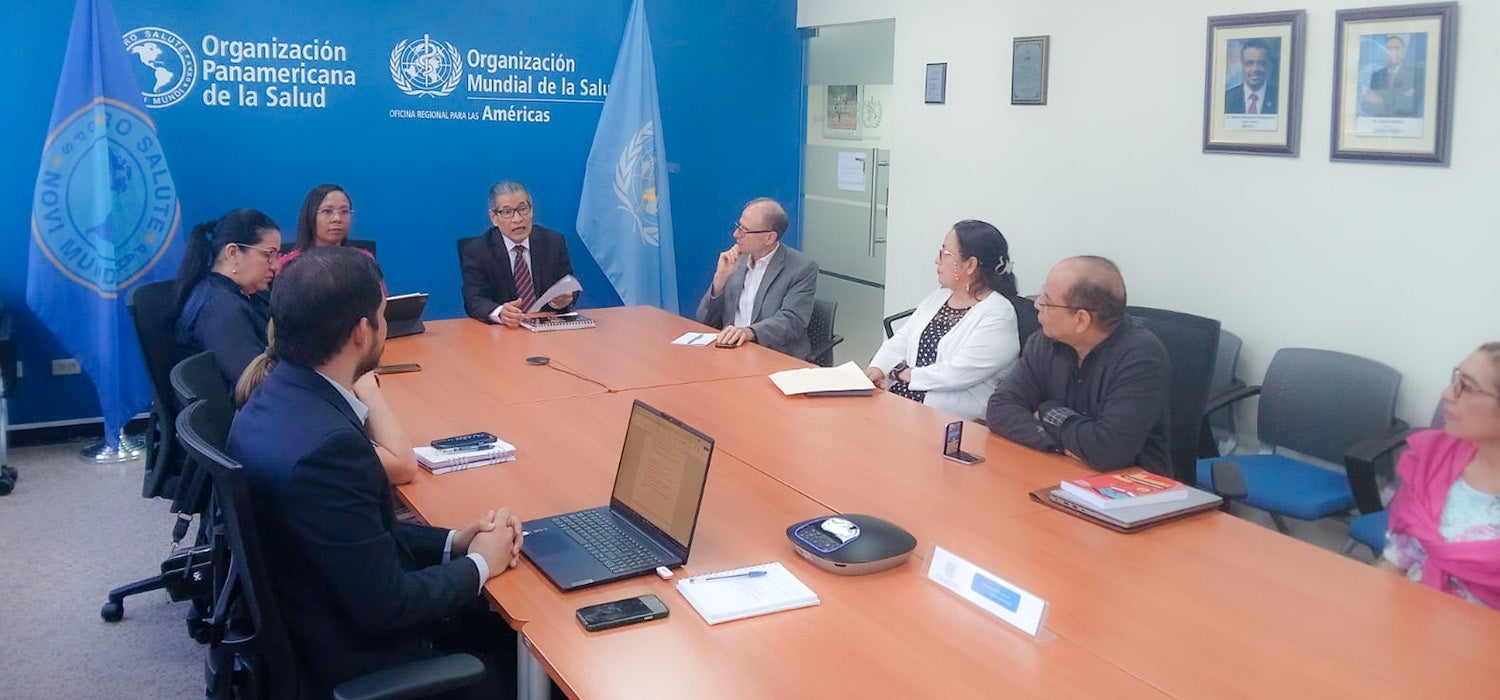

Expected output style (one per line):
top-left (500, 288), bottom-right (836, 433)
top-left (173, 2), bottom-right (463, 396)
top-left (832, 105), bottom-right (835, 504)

top-left (227, 363), bottom-right (481, 695)
top-left (457, 224), bottom-right (575, 322)
top-left (1224, 82), bottom-right (1279, 115)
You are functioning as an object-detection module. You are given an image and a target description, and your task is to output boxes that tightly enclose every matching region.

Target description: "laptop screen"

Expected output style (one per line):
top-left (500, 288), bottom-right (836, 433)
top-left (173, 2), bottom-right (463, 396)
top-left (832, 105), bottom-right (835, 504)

top-left (610, 401), bottom-right (713, 550)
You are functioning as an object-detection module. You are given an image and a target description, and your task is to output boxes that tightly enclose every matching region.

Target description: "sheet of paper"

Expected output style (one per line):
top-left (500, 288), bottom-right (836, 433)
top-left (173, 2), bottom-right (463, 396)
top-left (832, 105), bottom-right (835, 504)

top-left (672, 332), bottom-right (716, 346)
top-left (768, 361), bottom-right (874, 395)
top-left (836, 151), bottom-right (866, 192)
top-left (526, 274), bottom-right (584, 313)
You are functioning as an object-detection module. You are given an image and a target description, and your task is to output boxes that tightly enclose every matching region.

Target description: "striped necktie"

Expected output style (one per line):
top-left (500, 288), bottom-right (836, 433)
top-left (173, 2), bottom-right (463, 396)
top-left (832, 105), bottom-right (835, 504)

top-left (513, 244), bottom-right (537, 311)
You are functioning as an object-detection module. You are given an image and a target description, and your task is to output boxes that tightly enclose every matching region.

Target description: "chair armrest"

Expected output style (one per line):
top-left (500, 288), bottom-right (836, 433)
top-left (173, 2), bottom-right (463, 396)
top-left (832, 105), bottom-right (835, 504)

top-left (1343, 420), bottom-right (1415, 515)
top-left (1203, 383), bottom-right (1259, 415)
top-left (882, 309), bottom-right (915, 339)
top-left (332, 653), bottom-right (486, 700)
top-left (807, 334), bottom-right (845, 366)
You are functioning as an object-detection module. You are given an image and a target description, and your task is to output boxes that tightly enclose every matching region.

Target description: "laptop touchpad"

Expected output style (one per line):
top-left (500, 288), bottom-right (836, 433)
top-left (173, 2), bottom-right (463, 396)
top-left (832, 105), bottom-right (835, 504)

top-left (524, 529), bottom-right (571, 557)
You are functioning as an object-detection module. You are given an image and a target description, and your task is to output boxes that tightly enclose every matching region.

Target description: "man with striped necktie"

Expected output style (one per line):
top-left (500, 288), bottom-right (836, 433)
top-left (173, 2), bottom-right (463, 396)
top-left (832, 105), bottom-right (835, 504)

top-left (459, 180), bottom-right (578, 326)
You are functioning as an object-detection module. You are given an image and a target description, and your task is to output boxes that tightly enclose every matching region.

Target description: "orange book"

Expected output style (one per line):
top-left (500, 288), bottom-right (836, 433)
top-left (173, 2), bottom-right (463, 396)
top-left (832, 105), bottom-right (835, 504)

top-left (1058, 469), bottom-right (1188, 511)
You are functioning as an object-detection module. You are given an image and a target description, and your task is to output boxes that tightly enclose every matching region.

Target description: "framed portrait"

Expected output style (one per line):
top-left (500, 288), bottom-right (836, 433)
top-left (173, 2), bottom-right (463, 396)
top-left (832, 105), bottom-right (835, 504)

top-left (1331, 3), bottom-right (1457, 164)
top-left (1202, 11), bottom-right (1305, 156)
top-left (823, 84), bottom-right (862, 140)
top-left (1011, 36), bottom-right (1049, 105)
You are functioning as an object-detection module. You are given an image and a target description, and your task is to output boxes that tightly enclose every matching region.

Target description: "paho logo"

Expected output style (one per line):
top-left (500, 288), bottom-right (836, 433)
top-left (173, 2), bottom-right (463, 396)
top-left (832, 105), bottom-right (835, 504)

top-left (122, 27), bottom-right (197, 108)
top-left (390, 35), bottom-right (462, 97)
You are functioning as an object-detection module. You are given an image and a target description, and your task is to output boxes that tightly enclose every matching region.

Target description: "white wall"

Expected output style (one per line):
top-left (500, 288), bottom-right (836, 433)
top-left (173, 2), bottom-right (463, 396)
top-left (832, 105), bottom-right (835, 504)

top-left (800, 0), bottom-right (1500, 428)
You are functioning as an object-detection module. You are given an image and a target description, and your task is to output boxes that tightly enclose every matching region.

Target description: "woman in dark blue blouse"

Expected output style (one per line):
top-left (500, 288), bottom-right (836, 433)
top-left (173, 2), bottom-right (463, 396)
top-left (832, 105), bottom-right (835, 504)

top-left (174, 209), bottom-right (282, 388)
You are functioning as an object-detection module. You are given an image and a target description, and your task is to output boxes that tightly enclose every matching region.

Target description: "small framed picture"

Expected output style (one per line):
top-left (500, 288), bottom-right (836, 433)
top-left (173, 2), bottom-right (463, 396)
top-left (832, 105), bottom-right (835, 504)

top-left (925, 63), bottom-right (947, 104)
top-left (1010, 36), bottom-right (1049, 105)
top-left (1330, 3), bottom-right (1457, 165)
top-left (1202, 11), bottom-right (1305, 156)
top-left (823, 84), bottom-right (862, 140)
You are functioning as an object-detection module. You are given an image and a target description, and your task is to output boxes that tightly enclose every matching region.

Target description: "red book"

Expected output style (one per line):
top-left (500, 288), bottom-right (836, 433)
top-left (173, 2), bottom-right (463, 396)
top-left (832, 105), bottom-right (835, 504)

top-left (1058, 469), bottom-right (1188, 511)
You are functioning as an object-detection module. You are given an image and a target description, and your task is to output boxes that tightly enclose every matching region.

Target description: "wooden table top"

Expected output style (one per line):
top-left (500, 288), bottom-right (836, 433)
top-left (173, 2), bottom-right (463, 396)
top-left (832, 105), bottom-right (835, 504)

top-left (386, 309), bottom-right (1500, 699)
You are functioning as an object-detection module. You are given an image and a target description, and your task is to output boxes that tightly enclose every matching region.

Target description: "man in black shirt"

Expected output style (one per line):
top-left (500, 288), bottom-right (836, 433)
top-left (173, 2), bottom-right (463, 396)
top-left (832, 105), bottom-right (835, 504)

top-left (986, 256), bottom-right (1172, 474)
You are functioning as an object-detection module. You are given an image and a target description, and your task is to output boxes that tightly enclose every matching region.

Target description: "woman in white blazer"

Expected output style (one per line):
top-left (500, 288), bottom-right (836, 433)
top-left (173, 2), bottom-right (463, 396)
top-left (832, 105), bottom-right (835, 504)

top-left (866, 220), bottom-right (1021, 420)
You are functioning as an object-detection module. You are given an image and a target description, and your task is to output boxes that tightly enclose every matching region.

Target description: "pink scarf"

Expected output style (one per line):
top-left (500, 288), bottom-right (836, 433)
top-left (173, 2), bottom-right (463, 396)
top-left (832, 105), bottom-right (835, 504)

top-left (1387, 429), bottom-right (1500, 608)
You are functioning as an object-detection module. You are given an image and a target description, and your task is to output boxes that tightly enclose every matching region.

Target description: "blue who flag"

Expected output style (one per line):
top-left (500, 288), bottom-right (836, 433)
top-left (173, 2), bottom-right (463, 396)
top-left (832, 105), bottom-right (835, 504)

top-left (576, 0), bottom-right (679, 313)
top-left (28, 0), bottom-right (184, 448)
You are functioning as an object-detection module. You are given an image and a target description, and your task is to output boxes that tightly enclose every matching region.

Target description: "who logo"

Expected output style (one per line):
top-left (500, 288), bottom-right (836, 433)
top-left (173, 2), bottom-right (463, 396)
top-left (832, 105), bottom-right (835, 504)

top-left (390, 35), bottom-right (462, 97)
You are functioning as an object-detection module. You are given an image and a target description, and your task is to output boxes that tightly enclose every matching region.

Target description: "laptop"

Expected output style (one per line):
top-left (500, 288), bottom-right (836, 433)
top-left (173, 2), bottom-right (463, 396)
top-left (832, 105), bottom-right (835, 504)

top-left (522, 400), bottom-right (714, 591)
top-left (384, 293), bottom-right (428, 338)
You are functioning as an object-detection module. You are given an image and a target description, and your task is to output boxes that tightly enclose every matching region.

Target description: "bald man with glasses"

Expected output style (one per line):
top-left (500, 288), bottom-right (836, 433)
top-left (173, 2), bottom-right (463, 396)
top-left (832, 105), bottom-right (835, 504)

top-left (696, 197), bottom-right (818, 360)
top-left (986, 256), bottom-right (1171, 475)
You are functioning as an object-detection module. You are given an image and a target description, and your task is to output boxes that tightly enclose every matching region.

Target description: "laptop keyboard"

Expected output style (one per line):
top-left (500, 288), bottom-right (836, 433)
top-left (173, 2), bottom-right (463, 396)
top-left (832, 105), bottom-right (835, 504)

top-left (554, 511), bottom-right (662, 574)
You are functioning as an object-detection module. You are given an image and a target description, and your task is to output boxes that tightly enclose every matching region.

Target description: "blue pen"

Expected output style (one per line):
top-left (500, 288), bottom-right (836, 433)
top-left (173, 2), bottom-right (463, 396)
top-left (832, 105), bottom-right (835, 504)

top-left (702, 570), bottom-right (767, 582)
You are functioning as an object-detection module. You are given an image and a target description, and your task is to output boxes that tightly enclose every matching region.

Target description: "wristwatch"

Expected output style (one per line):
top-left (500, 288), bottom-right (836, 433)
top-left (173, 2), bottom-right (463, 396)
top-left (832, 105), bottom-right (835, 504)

top-left (891, 361), bottom-right (909, 382)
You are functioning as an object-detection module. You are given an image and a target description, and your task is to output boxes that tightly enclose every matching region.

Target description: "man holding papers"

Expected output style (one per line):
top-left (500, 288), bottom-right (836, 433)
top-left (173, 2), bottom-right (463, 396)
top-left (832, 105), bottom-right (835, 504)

top-left (459, 179), bottom-right (578, 326)
top-left (985, 256), bottom-right (1171, 475)
top-left (230, 248), bottom-right (524, 696)
top-left (696, 197), bottom-right (818, 359)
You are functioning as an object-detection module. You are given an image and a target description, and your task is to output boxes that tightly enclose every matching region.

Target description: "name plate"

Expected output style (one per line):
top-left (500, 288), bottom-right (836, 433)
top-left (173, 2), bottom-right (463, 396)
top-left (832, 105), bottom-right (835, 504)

top-left (926, 545), bottom-right (1049, 637)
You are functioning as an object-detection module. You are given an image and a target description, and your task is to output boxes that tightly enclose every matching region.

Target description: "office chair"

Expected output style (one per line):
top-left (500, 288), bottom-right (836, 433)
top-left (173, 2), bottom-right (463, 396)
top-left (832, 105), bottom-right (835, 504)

top-left (1194, 348), bottom-right (1405, 534)
top-left (102, 281), bottom-right (201, 623)
top-left (177, 400), bottom-right (485, 700)
top-left (1127, 307), bottom-right (1220, 483)
top-left (1339, 402), bottom-right (1445, 557)
top-left (806, 298), bottom-right (844, 367)
top-left (884, 293), bottom-right (1038, 352)
top-left (1199, 329), bottom-right (1244, 458)
top-left (882, 308), bottom-right (914, 339)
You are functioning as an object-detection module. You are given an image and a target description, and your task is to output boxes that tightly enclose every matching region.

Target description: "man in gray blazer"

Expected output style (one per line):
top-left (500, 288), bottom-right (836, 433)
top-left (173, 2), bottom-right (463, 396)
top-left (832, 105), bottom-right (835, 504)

top-left (696, 198), bottom-right (818, 360)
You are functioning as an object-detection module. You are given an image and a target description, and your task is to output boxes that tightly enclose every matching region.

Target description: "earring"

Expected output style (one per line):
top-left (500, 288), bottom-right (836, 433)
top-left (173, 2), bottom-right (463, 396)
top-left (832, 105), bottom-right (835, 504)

top-left (232, 265), bottom-right (239, 274)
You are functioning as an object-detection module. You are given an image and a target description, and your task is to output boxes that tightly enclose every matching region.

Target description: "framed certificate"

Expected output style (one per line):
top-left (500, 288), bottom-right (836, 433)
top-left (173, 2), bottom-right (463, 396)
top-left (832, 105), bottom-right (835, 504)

top-left (1010, 36), bottom-right (1049, 105)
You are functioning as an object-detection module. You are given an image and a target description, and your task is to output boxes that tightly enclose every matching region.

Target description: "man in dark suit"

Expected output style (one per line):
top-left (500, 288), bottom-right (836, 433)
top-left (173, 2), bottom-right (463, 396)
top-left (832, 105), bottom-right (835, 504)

top-left (458, 180), bottom-right (577, 326)
top-left (1363, 34), bottom-right (1424, 117)
top-left (1224, 38), bottom-right (1278, 115)
top-left (696, 197), bottom-right (818, 360)
top-left (228, 247), bottom-right (523, 697)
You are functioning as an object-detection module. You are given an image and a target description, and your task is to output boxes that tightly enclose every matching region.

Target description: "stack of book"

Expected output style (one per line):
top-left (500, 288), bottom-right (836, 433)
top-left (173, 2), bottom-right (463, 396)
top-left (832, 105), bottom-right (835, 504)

top-left (413, 438), bottom-right (516, 475)
top-left (1033, 468), bottom-right (1222, 533)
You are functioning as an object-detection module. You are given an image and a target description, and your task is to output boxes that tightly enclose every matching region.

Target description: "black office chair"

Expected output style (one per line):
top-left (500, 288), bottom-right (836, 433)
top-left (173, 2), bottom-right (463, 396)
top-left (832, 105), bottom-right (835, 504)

top-left (1199, 329), bottom-right (1245, 458)
top-left (177, 401), bottom-right (485, 700)
top-left (1128, 307), bottom-right (1221, 483)
top-left (103, 281), bottom-right (206, 624)
top-left (884, 293), bottom-right (1038, 352)
top-left (1339, 402), bottom-right (1444, 557)
top-left (806, 298), bottom-right (844, 367)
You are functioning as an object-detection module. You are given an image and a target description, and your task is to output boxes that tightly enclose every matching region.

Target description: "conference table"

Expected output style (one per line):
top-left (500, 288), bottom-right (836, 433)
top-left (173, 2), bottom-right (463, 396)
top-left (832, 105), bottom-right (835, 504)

top-left (382, 306), bottom-right (1500, 699)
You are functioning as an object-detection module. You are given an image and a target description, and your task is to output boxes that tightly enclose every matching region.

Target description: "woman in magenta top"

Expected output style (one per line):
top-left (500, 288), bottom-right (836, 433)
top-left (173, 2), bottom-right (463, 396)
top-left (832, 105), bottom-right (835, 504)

top-left (1381, 342), bottom-right (1500, 609)
top-left (277, 183), bottom-right (375, 269)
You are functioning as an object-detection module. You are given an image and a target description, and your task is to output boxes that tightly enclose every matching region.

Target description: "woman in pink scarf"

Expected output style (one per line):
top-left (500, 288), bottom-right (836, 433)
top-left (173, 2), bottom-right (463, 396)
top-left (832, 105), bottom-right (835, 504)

top-left (1381, 342), bottom-right (1500, 609)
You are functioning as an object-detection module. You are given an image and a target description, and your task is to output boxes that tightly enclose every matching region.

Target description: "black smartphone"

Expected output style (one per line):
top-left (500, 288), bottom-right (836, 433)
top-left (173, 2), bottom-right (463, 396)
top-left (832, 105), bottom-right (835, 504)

top-left (430, 432), bottom-right (497, 451)
top-left (576, 594), bottom-right (669, 632)
top-left (374, 363), bottom-right (421, 374)
top-left (942, 421), bottom-right (984, 465)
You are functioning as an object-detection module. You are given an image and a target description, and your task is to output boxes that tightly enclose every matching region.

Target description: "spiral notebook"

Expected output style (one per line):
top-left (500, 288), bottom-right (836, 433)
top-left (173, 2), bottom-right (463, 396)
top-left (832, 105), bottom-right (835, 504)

top-left (675, 562), bottom-right (819, 625)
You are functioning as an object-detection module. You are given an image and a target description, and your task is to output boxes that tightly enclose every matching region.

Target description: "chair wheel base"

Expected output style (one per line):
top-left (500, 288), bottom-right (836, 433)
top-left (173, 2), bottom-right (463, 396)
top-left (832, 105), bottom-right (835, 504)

top-left (101, 600), bottom-right (124, 622)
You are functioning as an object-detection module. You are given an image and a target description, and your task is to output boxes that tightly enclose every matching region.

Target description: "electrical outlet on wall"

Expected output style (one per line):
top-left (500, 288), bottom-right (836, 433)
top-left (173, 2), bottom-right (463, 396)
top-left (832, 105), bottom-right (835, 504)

top-left (52, 358), bottom-right (81, 375)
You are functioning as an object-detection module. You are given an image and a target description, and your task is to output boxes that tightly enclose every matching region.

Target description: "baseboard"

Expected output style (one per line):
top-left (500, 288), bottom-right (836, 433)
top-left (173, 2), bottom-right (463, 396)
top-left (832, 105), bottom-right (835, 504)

top-left (8, 416), bottom-right (153, 448)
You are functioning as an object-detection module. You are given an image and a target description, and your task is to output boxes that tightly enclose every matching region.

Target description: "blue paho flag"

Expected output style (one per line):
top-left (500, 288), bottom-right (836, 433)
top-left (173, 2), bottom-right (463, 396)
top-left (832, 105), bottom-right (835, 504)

top-left (28, 0), bottom-right (183, 447)
top-left (576, 0), bottom-right (678, 313)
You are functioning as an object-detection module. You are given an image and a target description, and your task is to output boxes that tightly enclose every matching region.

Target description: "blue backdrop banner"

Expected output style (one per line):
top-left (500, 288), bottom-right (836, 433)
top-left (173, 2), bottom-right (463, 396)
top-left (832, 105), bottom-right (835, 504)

top-left (27, 0), bottom-right (183, 446)
top-left (576, 0), bottom-right (678, 313)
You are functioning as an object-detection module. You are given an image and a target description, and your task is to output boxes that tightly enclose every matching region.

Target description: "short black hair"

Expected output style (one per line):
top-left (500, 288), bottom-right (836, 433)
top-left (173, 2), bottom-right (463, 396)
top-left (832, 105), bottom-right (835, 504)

top-left (1240, 38), bottom-right (1273, 59)
top-left (270, 247), bottom-right (384, 368)
top-left (1064, 255), bottom-right (1127, 332)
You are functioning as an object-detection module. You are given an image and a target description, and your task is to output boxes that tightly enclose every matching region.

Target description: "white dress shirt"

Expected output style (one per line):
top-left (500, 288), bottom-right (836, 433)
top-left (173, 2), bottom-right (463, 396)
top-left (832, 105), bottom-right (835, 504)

top-left (488, 235), bottom-right (535, 323)
top-left (733, 244), bottom-right (781, 327)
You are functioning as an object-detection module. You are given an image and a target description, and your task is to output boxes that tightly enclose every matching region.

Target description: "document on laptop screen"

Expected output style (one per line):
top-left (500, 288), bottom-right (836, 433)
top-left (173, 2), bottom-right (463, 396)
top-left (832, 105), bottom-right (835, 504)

top-left (612, 407), bottom-right (712, 546)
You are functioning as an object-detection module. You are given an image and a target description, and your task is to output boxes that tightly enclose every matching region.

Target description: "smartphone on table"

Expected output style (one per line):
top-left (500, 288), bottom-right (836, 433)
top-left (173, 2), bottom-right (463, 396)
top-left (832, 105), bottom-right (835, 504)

top-left (942, 421), bottom-right (984, 465)
top-left (576, 594), bottom-right (670, 632)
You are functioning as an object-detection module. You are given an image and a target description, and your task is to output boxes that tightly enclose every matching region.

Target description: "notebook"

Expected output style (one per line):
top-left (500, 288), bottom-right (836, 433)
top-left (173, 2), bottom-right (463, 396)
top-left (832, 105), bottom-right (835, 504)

top-left (520, 314), bottom-right (597, 332)
top-left (384, 293), bottom-right (429, 338)
top-left (521, 401), bottom-right (714, 591)
top-left (676, 562), bottom-right (820, 625)
top-left (413, 439), bottom-right (516, 475)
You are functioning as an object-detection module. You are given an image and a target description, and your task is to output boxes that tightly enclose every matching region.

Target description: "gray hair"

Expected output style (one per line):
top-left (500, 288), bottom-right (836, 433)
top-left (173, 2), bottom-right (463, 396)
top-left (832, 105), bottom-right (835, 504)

top-left (487, 180), bottom-right (530, 210)
top-left (745, 197), bottom-right (789, 238)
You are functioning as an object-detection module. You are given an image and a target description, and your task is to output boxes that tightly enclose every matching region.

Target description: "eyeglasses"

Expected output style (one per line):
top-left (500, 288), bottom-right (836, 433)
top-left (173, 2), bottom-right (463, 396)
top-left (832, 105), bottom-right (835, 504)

top-left (733, 221), bottom-right (774, 236)
top-left (1034, 295), bottom-right (1092, 313)
top-left (1450, 368), bottom-right (1500, 400)
top-left (317, 207), bottom-right (353, 219)
top-left (491, 203), bottom-right (533, 220)
top-left (937, 249), bottom-right (963, 263)
top-left (235, 243), bottom-right (279, 262)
